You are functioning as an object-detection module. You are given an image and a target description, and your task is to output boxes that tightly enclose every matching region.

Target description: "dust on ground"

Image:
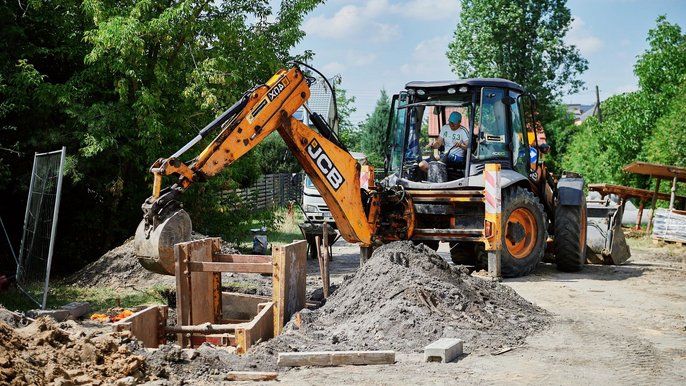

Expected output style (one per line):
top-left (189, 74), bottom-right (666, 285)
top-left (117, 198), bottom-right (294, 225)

top-left (0, 315), bottom-right (148, 386)
top-left (138, 241), bottom-right (550, 381)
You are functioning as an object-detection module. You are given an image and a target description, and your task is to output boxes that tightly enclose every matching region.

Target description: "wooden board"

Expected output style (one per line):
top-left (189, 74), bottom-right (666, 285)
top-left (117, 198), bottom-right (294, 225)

top-left (175, 238), bottom-right (222, 347)
top-left (113, 305), bottom-right (167, 348)
top-left (215, 254), bottom-right (273, 264)
top-left (277, 351), bottom-right (396, 367)
top-left (221, 293), bottom-right (270, 321)
top-left (188, 261), bottom-right (272, 274)
top-left (235, 301), bottom-right (274, 354)
top-left (225, 371), bottom-right (278, 381)
top-left (272, 240), bottom-right (307, 335)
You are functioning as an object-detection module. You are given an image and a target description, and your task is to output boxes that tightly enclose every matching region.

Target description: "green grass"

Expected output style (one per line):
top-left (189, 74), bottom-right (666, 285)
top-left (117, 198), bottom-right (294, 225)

top-left (0, 283), bottom-right (167, 313)
top-left (236, 208), bottom-right (306, 253)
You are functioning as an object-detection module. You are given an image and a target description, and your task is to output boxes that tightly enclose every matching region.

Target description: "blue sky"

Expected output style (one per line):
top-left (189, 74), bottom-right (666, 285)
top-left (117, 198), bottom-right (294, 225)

top-left (290, 0), bottom-right (686, 123)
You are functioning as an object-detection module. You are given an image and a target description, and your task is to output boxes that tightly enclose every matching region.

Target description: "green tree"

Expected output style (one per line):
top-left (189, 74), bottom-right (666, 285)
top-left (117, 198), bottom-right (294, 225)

top-left (646, 81), bottom-right (686, 167)
top-left (361, 90), bottom-right (390, 167)
top-left (542, 104), bottom-right (577, 175)
top-left (0, 0), bottom-right (322, 272)
top-left (562, 16), bottom-right (685, 188)
top-left (335, 86), bottom-right (362, 151)
top-left (634, 16), bottom-right (686, 100)
top-left (447, 0), bottom-right (588, 119)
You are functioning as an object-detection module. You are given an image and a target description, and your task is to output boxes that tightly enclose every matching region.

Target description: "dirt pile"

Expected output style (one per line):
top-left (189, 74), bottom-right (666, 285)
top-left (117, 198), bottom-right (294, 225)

top-left (0, 317), bottom-right (150, 385)
top-left (65, 233), bottom-right (238, 289)
top-left (254, 241), bottom-right (550, 359)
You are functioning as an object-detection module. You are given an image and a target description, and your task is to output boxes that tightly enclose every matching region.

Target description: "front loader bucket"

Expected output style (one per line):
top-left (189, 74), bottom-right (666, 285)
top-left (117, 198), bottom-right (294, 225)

top-left (585, 196), bottom-right (631, 265)
top-left (134, 209), bottom-right (192, 275)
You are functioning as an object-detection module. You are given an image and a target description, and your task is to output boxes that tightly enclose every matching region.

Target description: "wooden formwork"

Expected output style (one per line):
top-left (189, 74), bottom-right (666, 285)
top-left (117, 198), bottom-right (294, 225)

top-left (173, 238), bottom-right (306, 353)
top-left (115, 238), bottom-right (307, 352)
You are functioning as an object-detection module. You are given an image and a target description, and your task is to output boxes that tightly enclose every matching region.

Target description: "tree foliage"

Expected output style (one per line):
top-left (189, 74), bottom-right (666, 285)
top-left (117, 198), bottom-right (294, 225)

top-left (447, 0), bottom-right (588, 119)
top-left (335, 86), bottom-right (362, 151)
top-left (0, 0), bottom-right (322, 273)
top-left (562, 16), bottom-right (685, 189)
top-left (361, 90), bottom-right (390, 167)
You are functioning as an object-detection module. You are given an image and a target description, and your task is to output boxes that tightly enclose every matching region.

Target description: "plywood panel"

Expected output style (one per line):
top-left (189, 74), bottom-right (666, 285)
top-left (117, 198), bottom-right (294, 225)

top-left (272, 240), bottom-right (307, 335)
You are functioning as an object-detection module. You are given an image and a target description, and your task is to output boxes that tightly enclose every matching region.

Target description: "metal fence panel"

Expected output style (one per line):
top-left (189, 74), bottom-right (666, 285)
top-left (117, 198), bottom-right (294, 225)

top-left (16, 147), bottom-right (66, 309)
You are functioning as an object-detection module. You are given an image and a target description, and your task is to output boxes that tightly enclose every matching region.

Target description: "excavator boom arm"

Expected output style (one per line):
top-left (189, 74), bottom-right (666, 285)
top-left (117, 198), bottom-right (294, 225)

top-left (136, 66), bottom-right (376, 274)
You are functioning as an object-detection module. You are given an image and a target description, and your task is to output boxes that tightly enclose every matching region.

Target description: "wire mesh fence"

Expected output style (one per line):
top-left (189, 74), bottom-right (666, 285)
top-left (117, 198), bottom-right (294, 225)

top-left (16, 147), bottom-right (66, 309)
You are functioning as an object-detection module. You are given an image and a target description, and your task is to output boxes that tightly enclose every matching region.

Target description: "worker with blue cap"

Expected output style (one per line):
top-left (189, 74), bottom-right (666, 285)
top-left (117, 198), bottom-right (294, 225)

top-left (432, 111), bottom-right (469, 166)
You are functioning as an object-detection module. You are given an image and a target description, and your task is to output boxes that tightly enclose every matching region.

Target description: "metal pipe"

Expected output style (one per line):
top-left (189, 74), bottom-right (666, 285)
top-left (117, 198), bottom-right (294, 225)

top-left (165, 323), bottom-right (240, 334)
top-left (42, 146), bottom-right (66, 310)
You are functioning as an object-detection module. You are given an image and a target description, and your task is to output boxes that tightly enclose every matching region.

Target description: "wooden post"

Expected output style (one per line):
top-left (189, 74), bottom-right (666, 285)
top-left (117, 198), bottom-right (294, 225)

top-left (669, 176), bottom-right (678, 211)
top-left (635, 199), bottom-right (645, 231)
top-left (322, 223), bottom-right (330, 298)
top-left (175, 243), bottom-right (192, 347)
top-left (647, 178), bottom-right (662, 234)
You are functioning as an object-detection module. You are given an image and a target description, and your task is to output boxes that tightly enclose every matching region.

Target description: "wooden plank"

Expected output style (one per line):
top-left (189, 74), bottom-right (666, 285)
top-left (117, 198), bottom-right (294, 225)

top-left (214, 254), bottom-right (272, 264)
top-left (175, 243), bottom-right (192, 347)
top-left (221, 293), bottom-right (270, 320)
top-left (188, 261), bottom-right (272, 274)
top-left (277, 351), bottom-right (396, 367)
top-left (235, 302), bottom-right (274, 354)
top-left (188, 238), bottom-right (222, 326)
top-left (225, 371), bottom-right (278, 381)
top-left (272, 240), bottom-right (307, 335)
top-left (113, 305), bottom-right (167, 348)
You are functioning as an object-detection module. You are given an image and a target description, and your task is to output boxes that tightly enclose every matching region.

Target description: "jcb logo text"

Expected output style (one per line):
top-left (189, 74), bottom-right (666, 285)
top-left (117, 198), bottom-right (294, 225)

top-left (306, 139), bottom-right (345, 191)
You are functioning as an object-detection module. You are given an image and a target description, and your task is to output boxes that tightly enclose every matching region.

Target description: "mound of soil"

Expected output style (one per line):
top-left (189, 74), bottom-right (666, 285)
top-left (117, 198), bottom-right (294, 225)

top-left (65, 233), bottom-right (238, 289)
top-left (241, 241), bottom-right (551, 370)
top-left (0, 317), bottom-right (149, 385)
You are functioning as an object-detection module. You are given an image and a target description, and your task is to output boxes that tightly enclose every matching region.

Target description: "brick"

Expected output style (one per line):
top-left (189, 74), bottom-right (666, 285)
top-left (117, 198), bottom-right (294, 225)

top-left (424, 338), bottom-right (464, 363)
top-left (28, 309), bottom-right (70, 322)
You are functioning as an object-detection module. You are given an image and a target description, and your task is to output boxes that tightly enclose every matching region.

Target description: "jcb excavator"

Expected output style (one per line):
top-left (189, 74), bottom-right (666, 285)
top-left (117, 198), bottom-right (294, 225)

top-left (134, 64), bottom-right (587, 278)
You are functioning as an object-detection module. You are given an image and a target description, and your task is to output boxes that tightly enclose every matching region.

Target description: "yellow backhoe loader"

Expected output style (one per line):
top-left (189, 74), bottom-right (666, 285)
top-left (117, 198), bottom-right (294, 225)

top-left (134, 64), bottom-right (587, 278)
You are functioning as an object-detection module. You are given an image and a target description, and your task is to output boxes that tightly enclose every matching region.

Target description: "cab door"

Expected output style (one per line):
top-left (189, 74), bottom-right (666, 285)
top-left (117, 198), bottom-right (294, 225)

top-left (385, 92), bottom-right (408, 176)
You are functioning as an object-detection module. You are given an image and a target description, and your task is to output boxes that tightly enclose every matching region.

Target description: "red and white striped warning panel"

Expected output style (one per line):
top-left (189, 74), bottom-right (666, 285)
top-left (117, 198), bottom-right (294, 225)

top-left (484, 164), bottom-right (501, 214)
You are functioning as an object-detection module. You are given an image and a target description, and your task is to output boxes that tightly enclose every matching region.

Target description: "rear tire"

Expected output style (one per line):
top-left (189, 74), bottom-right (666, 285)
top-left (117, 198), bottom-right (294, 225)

top-left (500, 187), bottom-right (548, 278)
top-left (554, 197), bottom-right (587, 272)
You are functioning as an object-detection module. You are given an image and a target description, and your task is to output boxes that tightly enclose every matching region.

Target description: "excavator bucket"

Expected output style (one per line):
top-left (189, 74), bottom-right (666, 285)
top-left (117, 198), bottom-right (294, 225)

top-left (133, 208), bottom-right (192, 275)
top-left (585, 194), bottom-right (631, 265)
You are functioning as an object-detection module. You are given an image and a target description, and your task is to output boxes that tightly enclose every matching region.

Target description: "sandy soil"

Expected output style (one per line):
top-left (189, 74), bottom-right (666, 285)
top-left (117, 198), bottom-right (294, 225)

top-left (276, 238), bottom-right (686, 385)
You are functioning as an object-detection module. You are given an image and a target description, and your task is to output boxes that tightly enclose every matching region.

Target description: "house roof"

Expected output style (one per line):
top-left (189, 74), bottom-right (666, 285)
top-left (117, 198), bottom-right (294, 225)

top-left (307, 77), bottom-right (335, 117)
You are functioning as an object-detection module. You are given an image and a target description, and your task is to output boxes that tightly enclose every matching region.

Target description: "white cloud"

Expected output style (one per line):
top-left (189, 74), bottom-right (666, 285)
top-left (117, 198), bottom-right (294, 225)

top-left (346, 51), bottom-right (377, 66)
top-left (390, 0), bottom-right (461, 21)
top-left (566, 17), bottom-right (604, 55)
top-left (321, 61), bottom-right (347, 75)
top-left (303, 0), bottom-right (460, 41)
top-left (399, 35), bottom-right (453, 77)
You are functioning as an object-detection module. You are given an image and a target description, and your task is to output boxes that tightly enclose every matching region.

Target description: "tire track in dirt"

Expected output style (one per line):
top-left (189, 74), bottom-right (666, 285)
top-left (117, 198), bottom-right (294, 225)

top-left (566, 317), bottom-right (671, 384)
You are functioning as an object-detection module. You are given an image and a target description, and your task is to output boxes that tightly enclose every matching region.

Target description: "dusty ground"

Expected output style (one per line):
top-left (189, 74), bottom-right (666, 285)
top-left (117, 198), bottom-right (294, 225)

top-left (3, 236), bottom-right (685, 385)
top-left (278, 238), bottom-right (686, 385)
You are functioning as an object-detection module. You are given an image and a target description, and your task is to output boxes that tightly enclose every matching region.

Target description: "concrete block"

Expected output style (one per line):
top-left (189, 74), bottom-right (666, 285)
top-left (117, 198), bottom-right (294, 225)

top-left (424, 338), bottom-right (464, 363)
top-left (28, 309), bottom-right (70, 322)
top-left (61, 302), bottom-right (91, 319)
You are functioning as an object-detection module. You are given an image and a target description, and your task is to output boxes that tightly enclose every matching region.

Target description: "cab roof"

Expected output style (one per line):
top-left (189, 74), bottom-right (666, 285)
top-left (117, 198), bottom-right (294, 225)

top-left (405, 78), bottom-right (524, 93)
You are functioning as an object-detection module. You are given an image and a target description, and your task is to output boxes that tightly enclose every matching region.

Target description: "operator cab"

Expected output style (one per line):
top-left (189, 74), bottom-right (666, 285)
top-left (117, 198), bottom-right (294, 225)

top-left (384, 78), bottom-right (540, 188)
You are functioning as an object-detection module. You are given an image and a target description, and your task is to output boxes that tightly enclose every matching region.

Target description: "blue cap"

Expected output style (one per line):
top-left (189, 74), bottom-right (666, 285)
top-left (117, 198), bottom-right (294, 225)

top-left (449, 111), bottom-right (461, 124)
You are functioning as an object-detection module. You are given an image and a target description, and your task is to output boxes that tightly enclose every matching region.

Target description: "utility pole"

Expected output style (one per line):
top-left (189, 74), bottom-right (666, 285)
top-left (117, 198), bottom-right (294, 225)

top-left (595, 85), bottom-right (603, 123)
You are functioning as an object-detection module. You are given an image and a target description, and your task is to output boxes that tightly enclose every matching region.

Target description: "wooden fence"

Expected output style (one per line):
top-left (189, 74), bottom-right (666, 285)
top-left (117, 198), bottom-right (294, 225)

top-left (224, 173), bottom-right (303, 211)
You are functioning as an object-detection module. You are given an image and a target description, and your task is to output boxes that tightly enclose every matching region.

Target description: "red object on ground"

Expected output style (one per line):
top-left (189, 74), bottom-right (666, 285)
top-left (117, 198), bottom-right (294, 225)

top-left (0, 275), bottom-right (8, 291)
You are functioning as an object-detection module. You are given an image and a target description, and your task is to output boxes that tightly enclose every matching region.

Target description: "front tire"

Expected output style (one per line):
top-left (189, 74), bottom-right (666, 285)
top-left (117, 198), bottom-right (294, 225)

top-left (554, 196), bottom-right (587, 272)
top-left (500, 187), bottom-right (548, 278)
